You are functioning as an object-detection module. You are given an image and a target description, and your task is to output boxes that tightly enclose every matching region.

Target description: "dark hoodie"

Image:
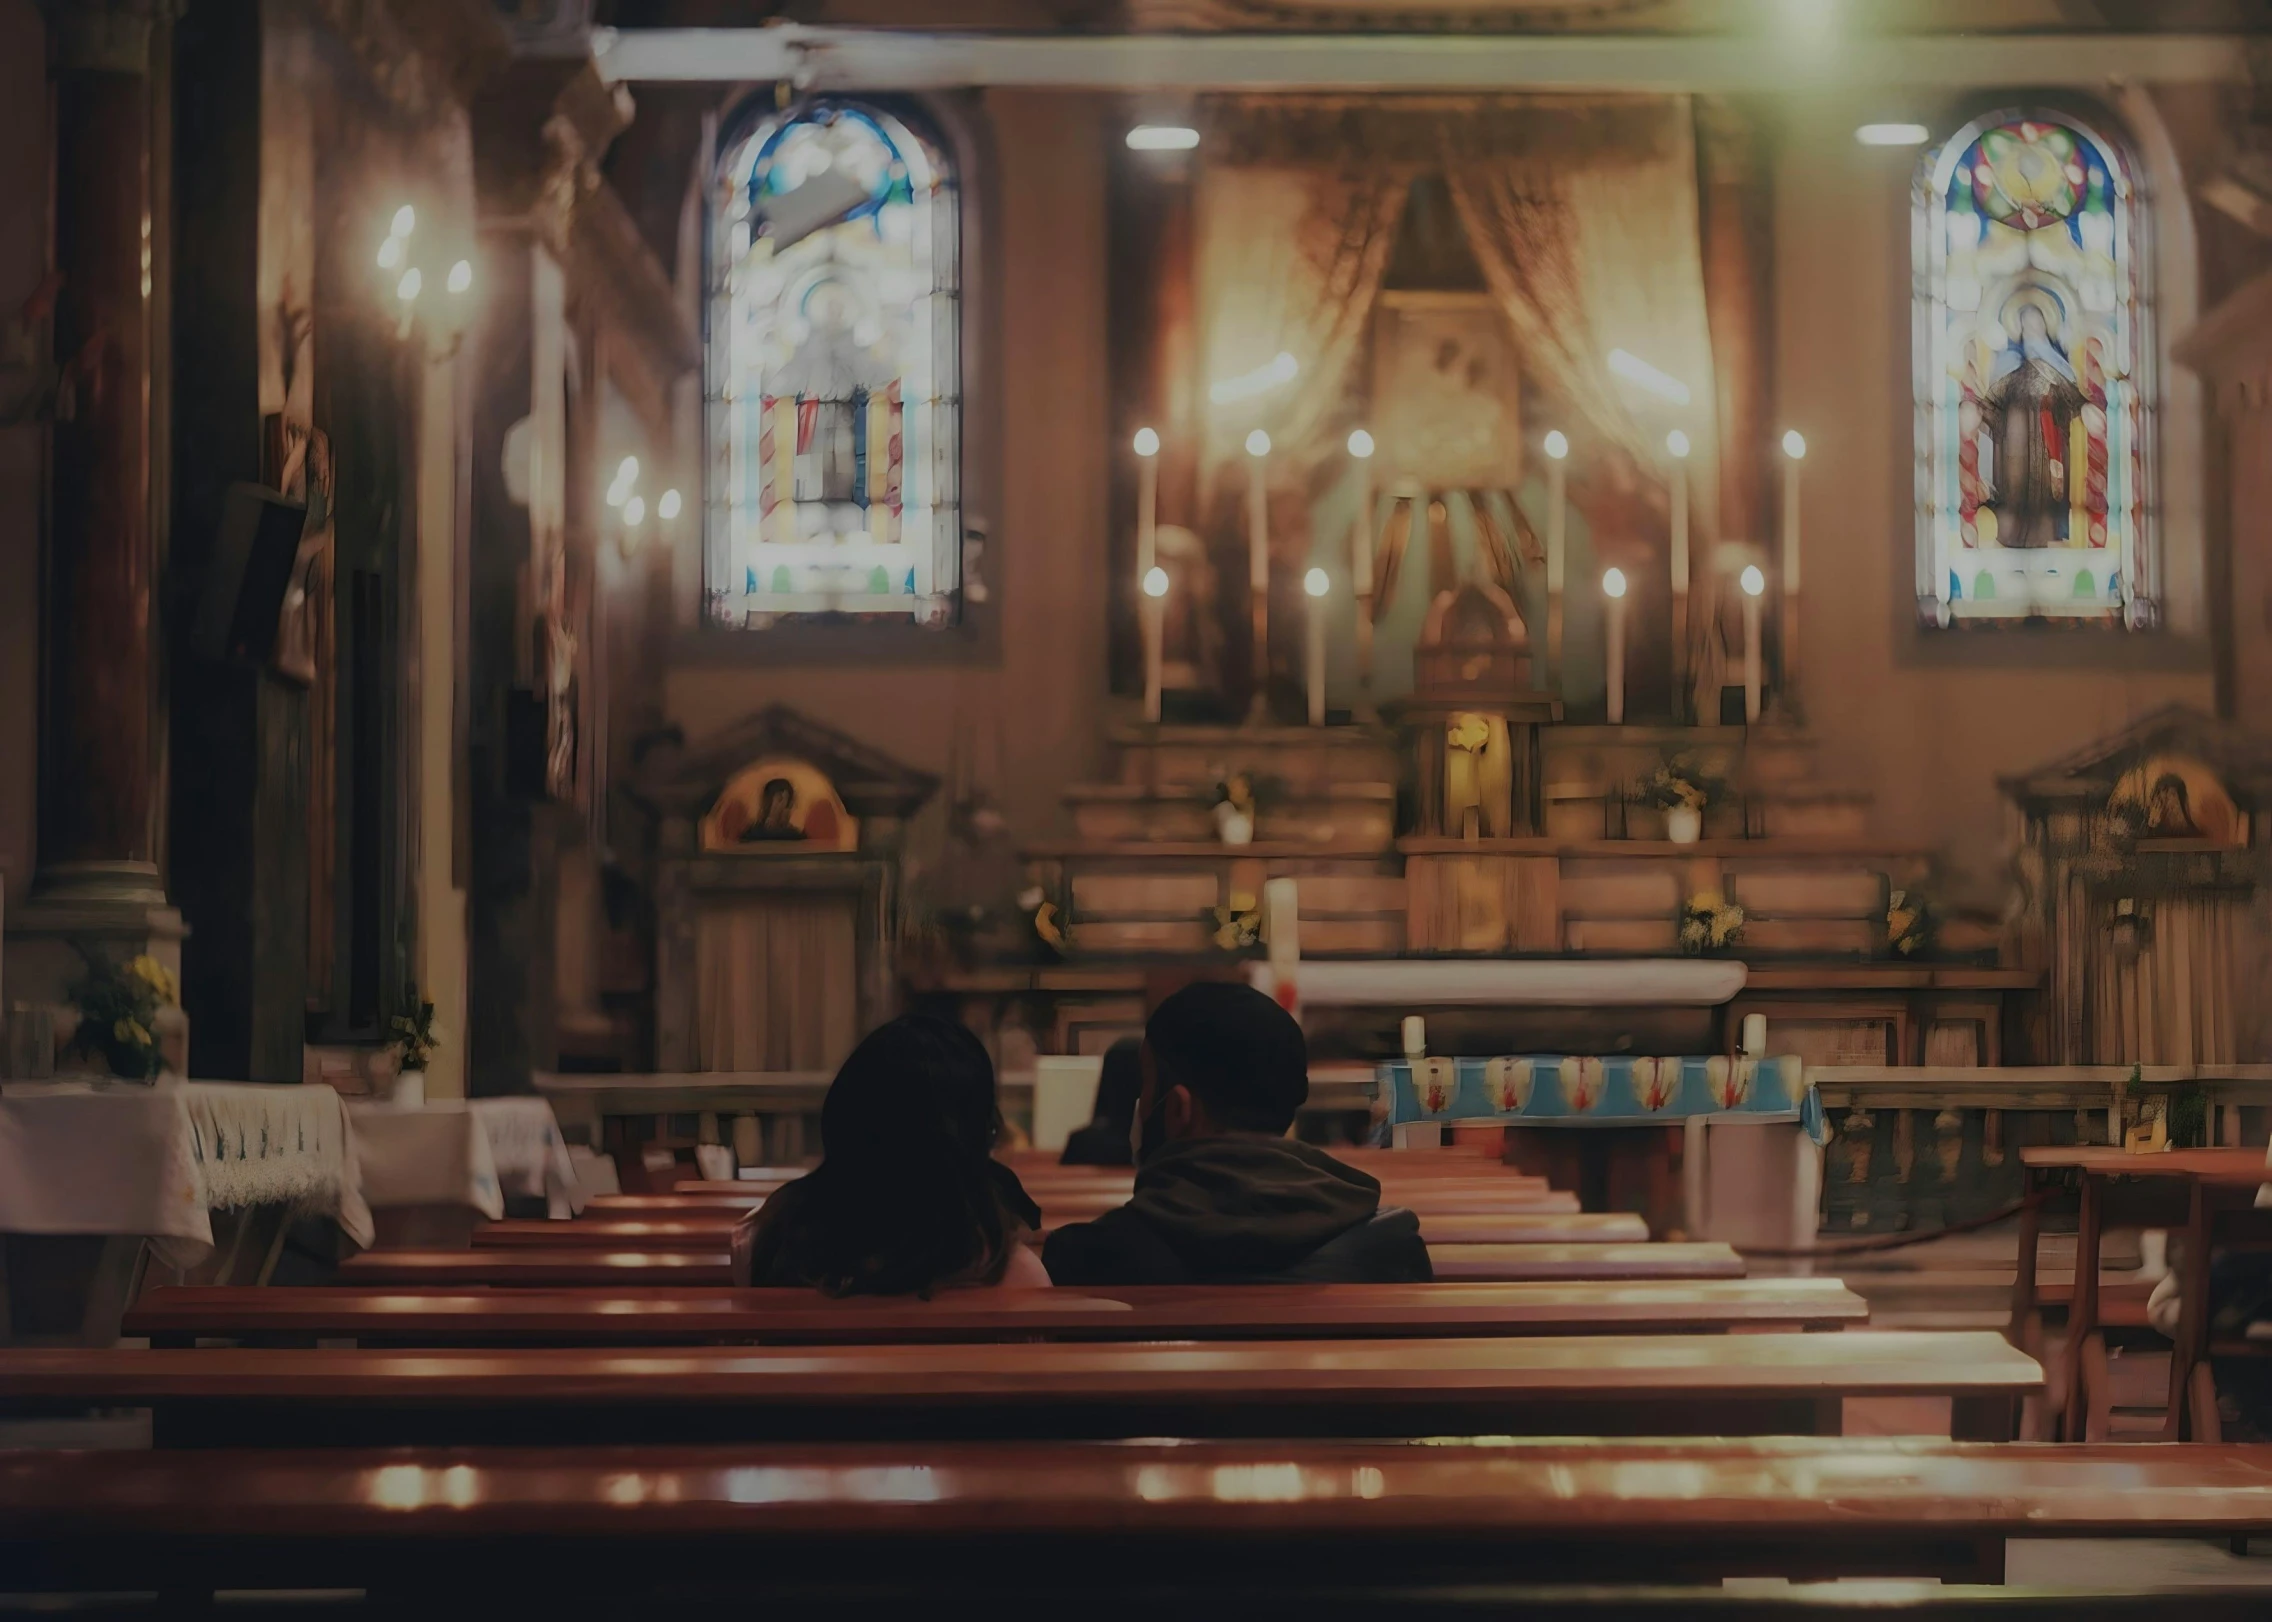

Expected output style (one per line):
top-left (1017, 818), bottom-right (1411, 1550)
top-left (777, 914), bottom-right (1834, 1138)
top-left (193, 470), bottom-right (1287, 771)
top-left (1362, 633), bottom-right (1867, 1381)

top-left (1041, 1136), bottom-right (1433, 1286)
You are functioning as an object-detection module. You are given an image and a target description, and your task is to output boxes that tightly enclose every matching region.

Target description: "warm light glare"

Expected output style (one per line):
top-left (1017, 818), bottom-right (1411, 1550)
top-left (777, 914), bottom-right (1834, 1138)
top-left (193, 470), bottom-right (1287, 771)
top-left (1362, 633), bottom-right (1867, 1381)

top-left (1304, 567), bottom-right (1331, 598)
top-left (376, 236), bottom-right (405, 271)
top-left (1855, 123), bottom-right (1930, 147)
top-left (1142, 566), bottom-right (1170, 599)
top-left (1741, 564), bottom-right (1767, 597)
top-left (391, 204), bottom-right (416, 239)
top-left (1246, 429), bottom-right (1272, 458)
top-left (1211, 351), bottom-right (1299, 405)
top-left (1543, 430), bottom-right (1569, 461)
top-left (1665, 429), bottom-right (1691, 460)
top-left (447, 259), bottom-right (473, 294)
top-left (1126, 125), bottom-right (1201, 152)
top-left (623, 494), bottom-right (646, 527)
top-left (1602, 567), bottom-right (1628, 600)
top-left (1607, 348), bottom-right (1691, 405)
top-left (1346, 429), bottom-right (1375, 459)
top-left (659, 489), bottom-right (682, 521)
top-left (1782, 430), bottom-right (1808, 461)
top-left (1133, 427), bottom-right (1160, 458)
top-left (395, 267), bottom-right (422, 303)
top-left (616, 456), bottom-right (640, 488)
top-left (606, 483), bottom-right (628, 509)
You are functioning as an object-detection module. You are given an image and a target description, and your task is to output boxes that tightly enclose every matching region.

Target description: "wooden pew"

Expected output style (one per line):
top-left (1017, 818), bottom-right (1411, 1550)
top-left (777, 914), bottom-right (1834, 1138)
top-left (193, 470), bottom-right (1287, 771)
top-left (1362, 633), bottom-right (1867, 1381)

top-left (126, 1278), bottom-right (1869, 1347)
top-left (468, 1210), bottom-right (1654, 1251)
top-left (336, 1240), bottom-right (1746, 1289)
top-left (0, 1330), bottom-right (2037, 1446)
top-left (588, 1184), bottom-right (1582, 1219)
top-left (8, 1439), bottom-right (2272, 1605)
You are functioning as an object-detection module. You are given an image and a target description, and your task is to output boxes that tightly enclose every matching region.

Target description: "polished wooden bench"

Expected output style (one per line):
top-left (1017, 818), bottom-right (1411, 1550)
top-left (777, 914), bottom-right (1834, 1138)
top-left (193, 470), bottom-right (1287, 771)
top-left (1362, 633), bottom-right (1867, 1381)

top-left (336, 1240), bottom-right (1746, 1289)
top-left (126, 1278), bottom-right (1868, 1347)
top-left (589, 1184), bottom-right (1580, 1219)
top-left (471, 1210), bottom-right (1653, 1251)
top-left (9, 1438), bottom-right (2263, 1603)
top-left (0, 1330), bottom-right (2036, 1446)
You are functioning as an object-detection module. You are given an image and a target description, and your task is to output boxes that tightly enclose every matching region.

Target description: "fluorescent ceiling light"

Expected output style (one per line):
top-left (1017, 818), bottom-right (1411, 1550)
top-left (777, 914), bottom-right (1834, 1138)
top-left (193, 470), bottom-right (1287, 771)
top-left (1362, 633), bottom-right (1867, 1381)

top-left (1127, 125), bottom-right (1199, 152)
top-left (1855, 122), bottom-right (1930, 147)
top-left (1607, 348), bottom-right (1690, 406)
top-left (1210, 351), bottom-right (1298, 405)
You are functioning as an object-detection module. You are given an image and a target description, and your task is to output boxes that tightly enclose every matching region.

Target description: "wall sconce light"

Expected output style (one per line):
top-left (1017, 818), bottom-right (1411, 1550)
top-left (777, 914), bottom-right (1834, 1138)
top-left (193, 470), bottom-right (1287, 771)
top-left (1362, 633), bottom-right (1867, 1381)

top-left (378, 203), bottom-right (472, 355)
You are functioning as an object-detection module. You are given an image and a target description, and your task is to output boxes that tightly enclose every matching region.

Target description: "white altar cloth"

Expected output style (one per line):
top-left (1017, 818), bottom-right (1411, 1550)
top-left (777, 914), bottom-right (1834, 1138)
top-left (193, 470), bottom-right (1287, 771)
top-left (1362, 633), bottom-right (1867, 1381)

top-left (348, 1097), bottom-right (581, 1220)
top-left (1248, 959), bottom-right (1747, 1008)
top-left (0, 1080), bottom-right (374, 1268)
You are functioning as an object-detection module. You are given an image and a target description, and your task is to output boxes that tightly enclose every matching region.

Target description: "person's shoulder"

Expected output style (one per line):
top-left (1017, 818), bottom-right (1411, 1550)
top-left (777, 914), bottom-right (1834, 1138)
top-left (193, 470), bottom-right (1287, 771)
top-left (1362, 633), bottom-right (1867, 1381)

top-left (1041, 1203), bottom-right (1183, 1286)
top-left (993, 1244), bottom-right (1055, 1289)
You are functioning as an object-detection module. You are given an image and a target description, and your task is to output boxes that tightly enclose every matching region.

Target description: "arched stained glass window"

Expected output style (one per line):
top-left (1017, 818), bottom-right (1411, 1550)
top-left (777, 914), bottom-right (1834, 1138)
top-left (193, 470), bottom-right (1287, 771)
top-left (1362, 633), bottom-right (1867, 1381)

top-left (707, 100), bottom-right (961, 628)
top-left (1913, 108), bottom-right (2154, 628)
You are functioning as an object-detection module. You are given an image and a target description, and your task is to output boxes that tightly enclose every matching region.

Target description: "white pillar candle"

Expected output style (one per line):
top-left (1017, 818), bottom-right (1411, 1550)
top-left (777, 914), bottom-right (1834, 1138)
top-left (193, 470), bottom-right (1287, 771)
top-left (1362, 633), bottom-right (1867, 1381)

top-left (1781, 430), bottom-right (1805, 702)
top-left (1401, 1015), bottom-right (1427, 1060)
top-left (1264, 876), bottom-right (1301, 1014)
top-left (1141, 565), bottom-right (1169, 723)
top-left (1348, 429), bottom-right (1375, 687)
top-left (1665, 429), bottom-right (1690, 710)
top-left (1740, 563), bottom-right (1765, 724)
top-left (1741, 1012), bottom-right (1768, 1057)
top-left (1133, 427), bottom-right (1159, 578)
top-left (1303, 567), bottom-right (1330, 726)
top-left (1543, 430), bottom-right (1568, 676)
top-left (1246, 429), bottom-right (1271, 714)
top-left (1602, 567), bottom-right (1628, 725)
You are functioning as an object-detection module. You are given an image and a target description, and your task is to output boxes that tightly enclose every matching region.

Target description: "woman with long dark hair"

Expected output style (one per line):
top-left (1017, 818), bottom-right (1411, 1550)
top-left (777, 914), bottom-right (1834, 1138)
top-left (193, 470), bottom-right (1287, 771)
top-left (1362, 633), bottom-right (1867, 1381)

top-left (732, 1016), bottom-right (1050, 1295)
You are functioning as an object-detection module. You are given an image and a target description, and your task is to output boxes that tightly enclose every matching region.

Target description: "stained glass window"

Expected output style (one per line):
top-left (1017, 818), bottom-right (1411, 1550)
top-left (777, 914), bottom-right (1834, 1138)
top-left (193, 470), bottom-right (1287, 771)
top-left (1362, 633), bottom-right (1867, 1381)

top-left (1913, 109), bottom-right (2154, 628)
top-left (707, 100), bottom-right (961, 628)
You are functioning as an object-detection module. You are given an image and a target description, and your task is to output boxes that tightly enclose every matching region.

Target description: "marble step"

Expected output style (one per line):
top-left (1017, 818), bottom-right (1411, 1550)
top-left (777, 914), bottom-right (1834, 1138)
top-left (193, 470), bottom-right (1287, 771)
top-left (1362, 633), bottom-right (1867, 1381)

top-left (1066, 781), bottom-right (1396, 847)
top-left (1109, 722), bottom-right (1400, 793)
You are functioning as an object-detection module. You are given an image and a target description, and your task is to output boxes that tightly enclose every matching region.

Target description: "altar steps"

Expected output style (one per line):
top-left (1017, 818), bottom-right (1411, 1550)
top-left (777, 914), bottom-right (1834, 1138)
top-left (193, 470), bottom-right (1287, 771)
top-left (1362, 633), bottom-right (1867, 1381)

top-left (1066, 781), bottom-right (1396, 847)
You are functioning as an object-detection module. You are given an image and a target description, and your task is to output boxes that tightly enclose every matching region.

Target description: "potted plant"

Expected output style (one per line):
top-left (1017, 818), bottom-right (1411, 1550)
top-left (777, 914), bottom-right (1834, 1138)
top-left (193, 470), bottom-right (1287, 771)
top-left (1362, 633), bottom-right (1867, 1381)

top-left (1644, 757), bottom-right (1713, 845)
top-left (65, 947), bottom-right (179, 1082)
top-left (1678, 892), bottom-right (1746, 957)
top-left (387, 985), bottom-right (439, 1108)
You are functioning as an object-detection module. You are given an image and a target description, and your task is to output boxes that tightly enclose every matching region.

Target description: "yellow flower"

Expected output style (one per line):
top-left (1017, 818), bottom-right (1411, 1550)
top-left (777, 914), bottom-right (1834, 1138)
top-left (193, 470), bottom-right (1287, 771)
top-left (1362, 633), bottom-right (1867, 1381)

top-left (113, 1017), bottom-right (151, 1048)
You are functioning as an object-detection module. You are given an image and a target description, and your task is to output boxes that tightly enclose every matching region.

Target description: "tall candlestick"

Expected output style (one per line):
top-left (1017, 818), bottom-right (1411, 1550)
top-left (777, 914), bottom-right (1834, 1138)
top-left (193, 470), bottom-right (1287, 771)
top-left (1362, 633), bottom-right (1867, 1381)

top-left (1602, 567), bottom-right (1628, 725)
top-left (1780, 430), bottom-right (1805, 707)
top-left (1133, 427), bottom-right (1159, 577)
top-left (1665, 429), bottom-right (1690, 715)
top-left (1247, 429), bottom-right (1271, 718)
top-left (1303, 567), bottom-right (1330, 727)
top-left (1740, 563), bottom-right (1765, 724)
top-left (1141, 565), bottom-right (1168, 723)
top-left (1348, 429), bottom-right (1375, 690)
top-left (1543, 430), bottom-right (1569, 678)
top-left (1264, 876), bottom-right (1301, 1015)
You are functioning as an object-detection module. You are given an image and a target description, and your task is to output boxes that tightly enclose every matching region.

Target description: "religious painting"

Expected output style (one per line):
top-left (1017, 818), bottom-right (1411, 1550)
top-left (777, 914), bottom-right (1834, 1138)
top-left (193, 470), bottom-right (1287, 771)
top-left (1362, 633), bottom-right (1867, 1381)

top-left (1913, 109), bottom-right (2154, 627)
top-left (708, 99), bottom-right (961, 627)
top-left (1371, 293), bottom-right (1523, 489)
top-left (2111, 754), bottom-right (2244, 847)
top-left (702, 757), bottom-right (860, 854)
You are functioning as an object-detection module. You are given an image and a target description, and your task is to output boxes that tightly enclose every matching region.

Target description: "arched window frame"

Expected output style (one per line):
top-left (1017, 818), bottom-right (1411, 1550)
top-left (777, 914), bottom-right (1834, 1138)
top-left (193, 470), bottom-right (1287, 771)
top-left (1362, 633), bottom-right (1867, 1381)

top-left (701, 93), bottom-right (973, 642)
top-left (1911, 103), bottom-right (2159, 632)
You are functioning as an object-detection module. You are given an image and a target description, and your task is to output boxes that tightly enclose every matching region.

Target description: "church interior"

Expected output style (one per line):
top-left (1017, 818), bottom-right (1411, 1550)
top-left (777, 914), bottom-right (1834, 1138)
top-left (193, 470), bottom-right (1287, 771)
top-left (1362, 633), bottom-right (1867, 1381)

top-left (7, 0), bottom-right (2272, 1611)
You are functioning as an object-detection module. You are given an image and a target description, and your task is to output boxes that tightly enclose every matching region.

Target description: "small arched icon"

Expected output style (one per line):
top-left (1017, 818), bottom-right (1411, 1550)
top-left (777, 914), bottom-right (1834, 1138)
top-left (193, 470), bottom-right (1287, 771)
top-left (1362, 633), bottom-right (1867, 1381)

top-left (1485, 1058), bottom-right (1532, 1115)
top-left (1566, 1058), bottom-right (1606, 1113)
top-left (1709, 1057), bottom-right (1754, 1110)
top-left (1415, 1058), bottom-right (1458, 1116)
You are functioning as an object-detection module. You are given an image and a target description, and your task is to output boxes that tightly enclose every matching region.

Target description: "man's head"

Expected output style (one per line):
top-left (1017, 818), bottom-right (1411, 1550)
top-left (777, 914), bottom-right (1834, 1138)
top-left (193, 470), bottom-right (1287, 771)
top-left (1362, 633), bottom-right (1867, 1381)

top-left (1138, 981), bottom-right (1309, 1149)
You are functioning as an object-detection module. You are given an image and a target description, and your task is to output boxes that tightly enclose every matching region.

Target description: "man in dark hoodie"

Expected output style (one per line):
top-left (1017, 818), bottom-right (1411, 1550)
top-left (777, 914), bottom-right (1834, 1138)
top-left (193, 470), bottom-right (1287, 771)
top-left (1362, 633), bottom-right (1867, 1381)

top-left (1041, 981), bottom-right (1433, 1286)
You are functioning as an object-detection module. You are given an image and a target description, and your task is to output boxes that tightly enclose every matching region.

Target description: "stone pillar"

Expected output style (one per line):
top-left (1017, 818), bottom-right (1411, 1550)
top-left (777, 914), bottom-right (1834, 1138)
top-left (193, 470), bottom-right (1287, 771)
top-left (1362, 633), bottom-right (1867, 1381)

top-left (7, 2), bottom-right (185, 1017)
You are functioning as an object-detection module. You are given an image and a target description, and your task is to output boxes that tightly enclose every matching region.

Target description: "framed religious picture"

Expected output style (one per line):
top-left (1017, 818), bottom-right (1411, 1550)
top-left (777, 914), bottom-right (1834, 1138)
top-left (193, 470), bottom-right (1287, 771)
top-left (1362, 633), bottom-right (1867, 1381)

top-left (1370, 291), bottom-right (1524, 489)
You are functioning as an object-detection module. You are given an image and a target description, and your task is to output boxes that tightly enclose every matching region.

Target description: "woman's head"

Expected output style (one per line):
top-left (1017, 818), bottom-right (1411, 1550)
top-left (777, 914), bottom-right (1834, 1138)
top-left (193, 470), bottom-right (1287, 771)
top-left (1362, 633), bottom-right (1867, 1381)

top-left (819, 1015), bottom-right (1002, 1171)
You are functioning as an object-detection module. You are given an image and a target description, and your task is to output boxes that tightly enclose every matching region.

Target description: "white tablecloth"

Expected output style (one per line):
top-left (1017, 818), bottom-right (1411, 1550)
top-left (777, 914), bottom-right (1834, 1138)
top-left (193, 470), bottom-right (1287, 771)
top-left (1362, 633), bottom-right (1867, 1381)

top-left (1248, 959), bottom-right (1748, 1007)
top-left (0, 1080), bottom-right (375, 1268)
top-left (348, 1097), bottom-right (581, 1220)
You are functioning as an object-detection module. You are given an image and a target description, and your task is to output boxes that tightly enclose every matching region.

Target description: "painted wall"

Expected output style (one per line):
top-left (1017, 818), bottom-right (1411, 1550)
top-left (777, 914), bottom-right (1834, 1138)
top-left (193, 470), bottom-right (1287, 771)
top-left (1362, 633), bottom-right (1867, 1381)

top-left (663, 89), bottom-right (1114, 853)
top-left (0, 0), bottom-right (45, 911)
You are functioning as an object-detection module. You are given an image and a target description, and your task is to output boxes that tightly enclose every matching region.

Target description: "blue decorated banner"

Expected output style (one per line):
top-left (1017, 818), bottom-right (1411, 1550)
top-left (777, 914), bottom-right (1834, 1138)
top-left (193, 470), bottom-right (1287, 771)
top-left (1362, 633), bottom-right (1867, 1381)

top-left (1384, 1055), bottom-right (1823, 1143)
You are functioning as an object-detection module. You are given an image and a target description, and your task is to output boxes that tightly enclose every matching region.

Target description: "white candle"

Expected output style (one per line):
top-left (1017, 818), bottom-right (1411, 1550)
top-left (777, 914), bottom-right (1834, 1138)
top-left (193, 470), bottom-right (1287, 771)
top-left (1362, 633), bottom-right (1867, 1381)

top-left (1303, 567), bottom-right (1330, 726)
top-left (1741, 1012), bottom-right (1768, 1057)
top-left (1264, 876), bottom-right (1301, 1014)
top-left (1401, 1015), bottom-right (1427, 1059)
top-left (1247, 430), bottom-right (1271, 713)
top-left (1348, 429), bottom-right (1375, 686)
top-left (1602, 567), bottom-right (1628, 725)
top-left (1141, 565), bottom-right (1169, 723)
top-left (1740, 563), bottom-right (1765, 724)
top-left (1781, 430), bottom-right (1805, 699)
top-left (1543, 430), bottom-right (1569, 674)
top-left (1666, 429), bottom-right (1691, 719)
top-left (1133, 427), bottom-right (1159, 578)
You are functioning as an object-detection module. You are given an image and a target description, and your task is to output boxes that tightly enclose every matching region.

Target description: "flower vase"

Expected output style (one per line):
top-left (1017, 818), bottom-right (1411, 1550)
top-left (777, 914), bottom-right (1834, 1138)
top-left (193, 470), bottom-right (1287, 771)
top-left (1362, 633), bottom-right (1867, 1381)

top-left (1214, 804), bottom-right (1256, 847)
top-left (1665, 805), bottom-right (1703, 845)
top-left (391, 1069), bottom-right (427, 1109)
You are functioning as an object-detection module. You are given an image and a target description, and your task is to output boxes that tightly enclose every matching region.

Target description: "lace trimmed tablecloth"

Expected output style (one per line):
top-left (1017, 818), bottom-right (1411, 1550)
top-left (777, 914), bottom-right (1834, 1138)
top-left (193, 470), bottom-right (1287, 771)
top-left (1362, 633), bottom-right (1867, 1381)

top-left (0, 1080), bottom-right (375, 1268)
top-left (348, 1096), bottom-right (582, 1221)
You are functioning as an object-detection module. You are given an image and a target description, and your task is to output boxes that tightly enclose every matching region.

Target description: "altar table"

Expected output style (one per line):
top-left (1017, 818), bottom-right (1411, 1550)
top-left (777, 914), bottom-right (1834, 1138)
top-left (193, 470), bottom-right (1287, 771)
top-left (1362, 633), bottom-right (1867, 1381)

top-left (1252, 958), bottom-right (1746, 1008)
top-left (348, 1097), bottom-right (581, 1226)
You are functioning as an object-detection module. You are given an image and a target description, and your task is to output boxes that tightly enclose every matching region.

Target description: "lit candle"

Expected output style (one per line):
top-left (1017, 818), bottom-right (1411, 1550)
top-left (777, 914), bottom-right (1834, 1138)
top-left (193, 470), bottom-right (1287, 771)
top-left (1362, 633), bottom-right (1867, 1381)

top-left (1402, 1015), bottom-right (1427, 1060)
top-left (1347, 429), bottom-right (1375, 689)
top-left (1665, 429), bottom-right (1690, 709)
top-left (1141, 565), bottom-right (1169, 723)
top-left (1303, 566), bottom-right (1330, 727)
top-left (1247, 429), bottom-right (1271, 716)
top-left (1264, 877), bottom-right (1302, 1014)
top-left (1602, 567), bottom-right (1628, 725)
top-left (1740, 563), bottom-right (1766, 724)
top-left (1781, 430), bottom-right (1805, 700)
top-left (1133, 427), bottom-right (1160, 579)
top-left (1543, 430), bottom-right (1569, 677)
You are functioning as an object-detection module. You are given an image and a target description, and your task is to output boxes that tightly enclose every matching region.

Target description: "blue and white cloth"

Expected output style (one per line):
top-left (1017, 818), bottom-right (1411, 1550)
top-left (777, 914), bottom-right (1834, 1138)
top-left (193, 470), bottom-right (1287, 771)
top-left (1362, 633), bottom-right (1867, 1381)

top-left (1384, 1054), bottom-right (1824, 1143)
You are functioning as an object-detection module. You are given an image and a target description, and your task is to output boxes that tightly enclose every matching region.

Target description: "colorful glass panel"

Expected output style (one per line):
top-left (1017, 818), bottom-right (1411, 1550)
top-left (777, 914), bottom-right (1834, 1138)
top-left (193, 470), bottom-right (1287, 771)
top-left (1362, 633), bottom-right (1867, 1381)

top-left (1912, 110), bottom-right (2154, 628)
top-left (707, 101), bottom-right (960, 627)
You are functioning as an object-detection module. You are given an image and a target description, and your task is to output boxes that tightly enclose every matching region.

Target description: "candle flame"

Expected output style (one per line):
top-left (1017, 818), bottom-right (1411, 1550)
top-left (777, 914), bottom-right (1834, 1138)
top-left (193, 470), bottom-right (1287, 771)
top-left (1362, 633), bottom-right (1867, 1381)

top-left (1782, 430), bottom-right (1808, 460)
top-left (1143, 566), bottom-right (1170, 599)
top-left (1542, 430), bottom-right (1569, 461)
top-left (1741, 565), bottom-right (1767, 597)
top-left (1346, 429), bottom-right (1375, 459)
top-left (1665, 429), bottom-right (1691, 459)
top-left (1245, 429), bottom-right (1272, 458)
top-left (1304, 567), bottom-right (1331, 598)
top-left (1133, 427), bottom-right (1160, 458)
top-left (1602, 568), bottom-right (1628, 599)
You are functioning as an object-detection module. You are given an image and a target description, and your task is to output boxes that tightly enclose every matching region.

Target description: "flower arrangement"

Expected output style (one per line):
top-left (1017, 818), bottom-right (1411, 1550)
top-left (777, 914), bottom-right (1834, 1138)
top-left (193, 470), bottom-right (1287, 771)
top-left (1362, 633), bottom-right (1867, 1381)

top-left (68, 947), bottom-right (179, 1081)
top-left (1209, 890), bottom-right (1264, 952)
top-left (1643, 754), bottom-right (1715, 813)
top-left (388, 984), bottom-right (441, 1073)
top-left (1678, 892), bottom-right (1746, 956)
top-left (1886, 888), bottom-right (1937, 958)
